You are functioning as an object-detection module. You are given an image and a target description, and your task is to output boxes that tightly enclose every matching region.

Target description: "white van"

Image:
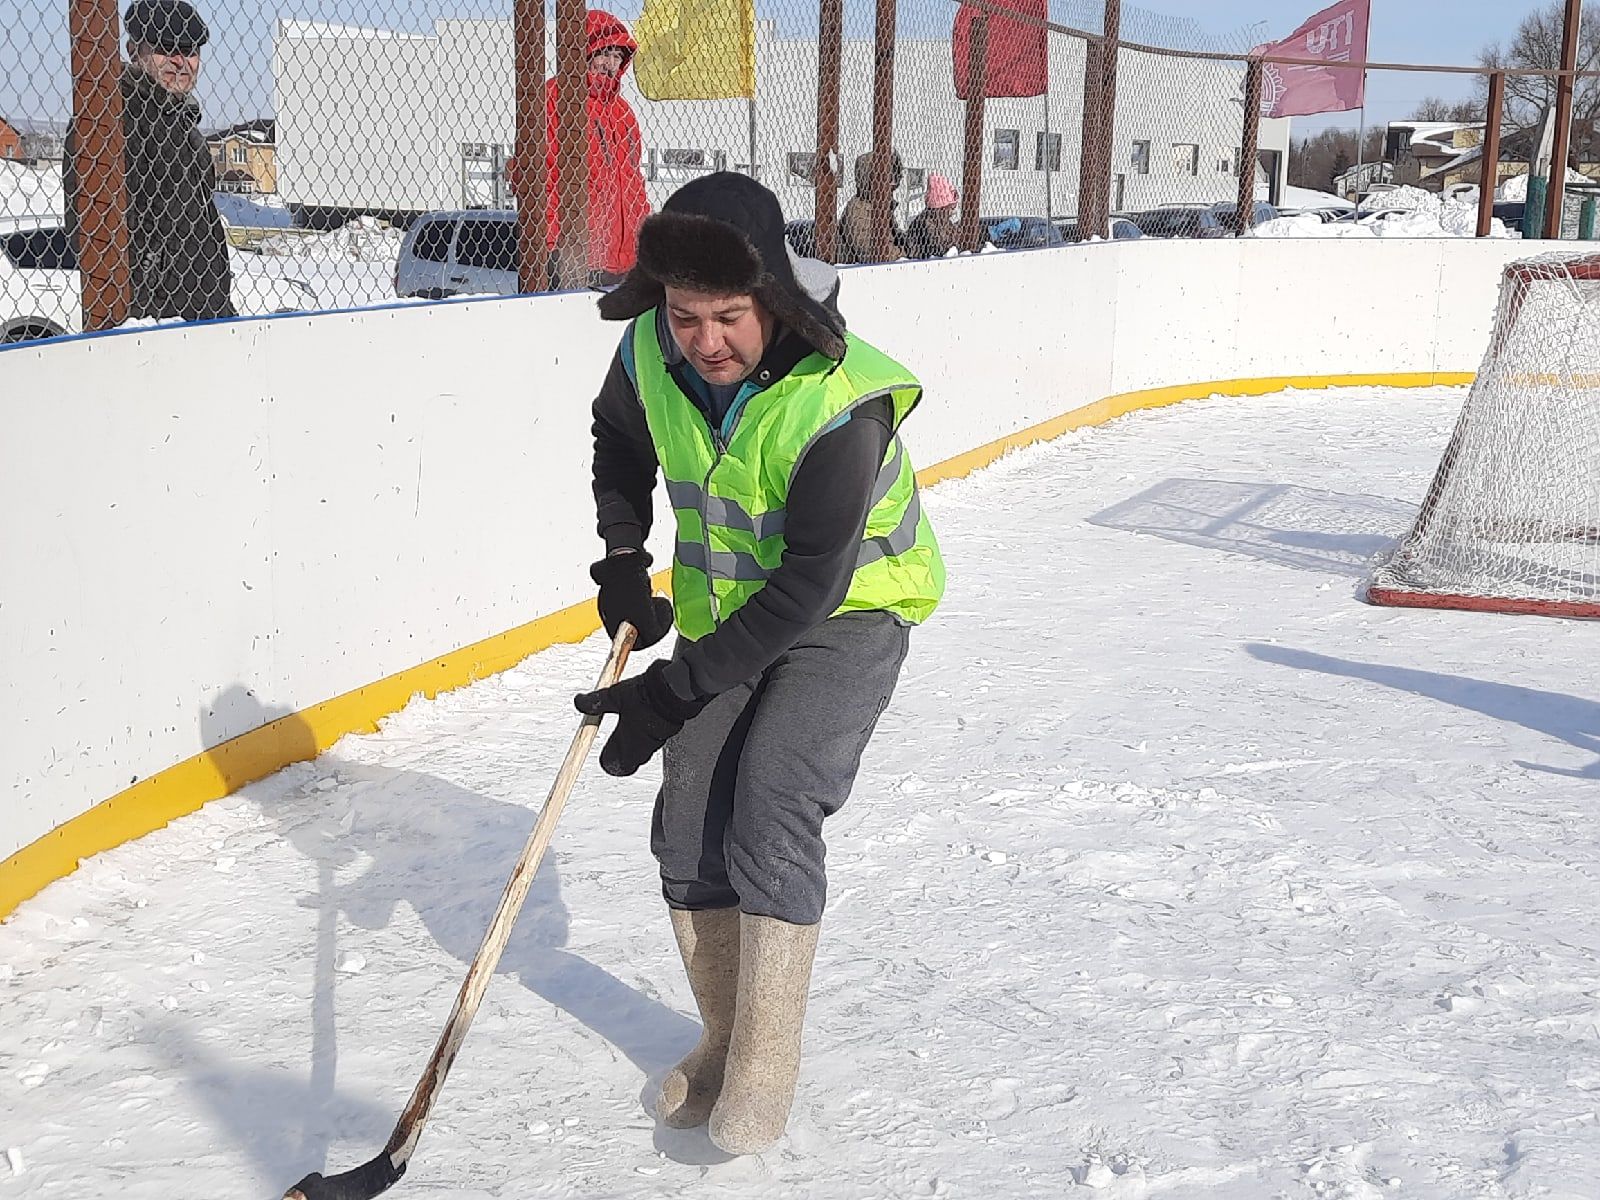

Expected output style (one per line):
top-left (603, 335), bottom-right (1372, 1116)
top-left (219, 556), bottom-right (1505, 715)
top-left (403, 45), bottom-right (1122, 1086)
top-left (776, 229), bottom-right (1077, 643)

top-left (394, 210), bottom-right (519, 300)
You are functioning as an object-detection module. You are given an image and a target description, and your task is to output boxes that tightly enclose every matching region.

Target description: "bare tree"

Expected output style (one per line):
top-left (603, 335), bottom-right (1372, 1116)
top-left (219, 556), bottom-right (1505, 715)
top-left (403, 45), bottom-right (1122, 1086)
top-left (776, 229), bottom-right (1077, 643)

top-left (1289, 126), bottom-right (1387, 192)
top-left (1476, 3), bottom-right (1600, 140)
top-left (1410, 96), bottom-right (1487, 123)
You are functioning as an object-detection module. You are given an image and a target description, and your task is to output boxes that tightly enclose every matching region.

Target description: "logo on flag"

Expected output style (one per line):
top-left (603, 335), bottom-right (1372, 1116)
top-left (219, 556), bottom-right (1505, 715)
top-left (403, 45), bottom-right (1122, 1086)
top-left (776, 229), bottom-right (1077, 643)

top-left (1251, 0), bottom-right (1370, 118)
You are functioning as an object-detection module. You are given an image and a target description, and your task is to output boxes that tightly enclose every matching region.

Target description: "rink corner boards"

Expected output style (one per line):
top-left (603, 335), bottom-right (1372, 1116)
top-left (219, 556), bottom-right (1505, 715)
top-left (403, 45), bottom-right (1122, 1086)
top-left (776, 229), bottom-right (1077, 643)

top-left (0, 368), bottom-right (1474, 919)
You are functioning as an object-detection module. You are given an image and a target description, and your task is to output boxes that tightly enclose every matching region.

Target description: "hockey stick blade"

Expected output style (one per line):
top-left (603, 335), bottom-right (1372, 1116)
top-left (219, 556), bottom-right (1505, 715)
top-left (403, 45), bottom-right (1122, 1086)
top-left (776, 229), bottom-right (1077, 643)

top-left (284, 1151), bottom-right (405, 1200)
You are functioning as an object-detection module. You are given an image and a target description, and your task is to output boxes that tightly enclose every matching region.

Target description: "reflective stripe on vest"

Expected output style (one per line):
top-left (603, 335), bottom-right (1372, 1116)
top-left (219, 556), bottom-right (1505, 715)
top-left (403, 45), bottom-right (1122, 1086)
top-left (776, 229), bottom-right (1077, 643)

top-left (630, 314), bottom-right (945, 637)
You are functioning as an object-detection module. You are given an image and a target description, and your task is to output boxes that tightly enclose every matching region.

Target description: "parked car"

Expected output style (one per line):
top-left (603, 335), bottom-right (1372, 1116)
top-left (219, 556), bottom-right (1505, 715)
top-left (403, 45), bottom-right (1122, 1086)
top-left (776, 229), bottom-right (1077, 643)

top-left (1210, 200), bottom-right (1278, 229)
top-left (1122, 206), bottom-right (1231, 239)
top-left (1052, 216), bottom-right (1145, 242)
top-left (783, 216), bottom-right (1071, 258)
top-left (395, 209), bottom-right (523, 299)
top-left (977, 215), bottom-right (1067, 250)
top-left (0, 222), bottom-right (320, 343)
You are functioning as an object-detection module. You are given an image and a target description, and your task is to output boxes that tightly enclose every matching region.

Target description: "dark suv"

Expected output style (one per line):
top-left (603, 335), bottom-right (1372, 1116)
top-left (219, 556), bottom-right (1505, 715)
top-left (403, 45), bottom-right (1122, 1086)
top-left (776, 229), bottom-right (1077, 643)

top-left (1123, 207), bottom-right (1230, 239)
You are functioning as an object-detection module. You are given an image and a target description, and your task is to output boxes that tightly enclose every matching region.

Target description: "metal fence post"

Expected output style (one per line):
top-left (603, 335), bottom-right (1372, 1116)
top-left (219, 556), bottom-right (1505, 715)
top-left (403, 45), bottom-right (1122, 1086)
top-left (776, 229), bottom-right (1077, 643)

top-left (69, 0), bottom-right (129, 331)
top-left (1079, 0), bottom-right (1120, 241)
top-left (814, 0), bottom-right (843, 263)
top-left (512, 0), bottom-right (547, 292)
top-left (867, 0), bottom-right (899, 264)
top-left (1545, 0), bottom-right (1584, 240)
top-left (553, 0), bottom-right (589, 287)
top-left (1077, 37), bottom-right (1106, 240)
top-left (1477, 72), bottom-right (1506, 238)
top-left (958, 13), bottom-right (989, 254)
top-left (1235, 57), bottom-right (1263, 235)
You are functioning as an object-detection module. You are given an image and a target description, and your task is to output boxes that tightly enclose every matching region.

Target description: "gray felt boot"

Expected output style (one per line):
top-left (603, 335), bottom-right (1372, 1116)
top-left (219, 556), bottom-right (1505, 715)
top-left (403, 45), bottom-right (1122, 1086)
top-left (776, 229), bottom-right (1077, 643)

top-left (655, 907), bottom-right (741, 1128)
top-left (707, 914), bottom-right (821, 1155)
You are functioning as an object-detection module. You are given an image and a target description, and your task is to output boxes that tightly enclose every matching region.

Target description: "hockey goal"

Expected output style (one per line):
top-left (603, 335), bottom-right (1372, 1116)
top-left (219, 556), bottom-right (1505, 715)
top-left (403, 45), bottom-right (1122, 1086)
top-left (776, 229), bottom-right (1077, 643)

top-left (1368, 251), bottom-right (1600, 618)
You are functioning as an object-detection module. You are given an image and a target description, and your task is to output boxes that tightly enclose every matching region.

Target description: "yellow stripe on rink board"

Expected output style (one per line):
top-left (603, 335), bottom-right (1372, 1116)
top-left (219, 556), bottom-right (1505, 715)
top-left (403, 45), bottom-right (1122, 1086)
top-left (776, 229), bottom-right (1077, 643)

top-left (0, 369), bottom-right (1474, 919)
top-left (0, 592), bottom-right (633, 919)
top-left (916, 371), bottom-right (1476, 488)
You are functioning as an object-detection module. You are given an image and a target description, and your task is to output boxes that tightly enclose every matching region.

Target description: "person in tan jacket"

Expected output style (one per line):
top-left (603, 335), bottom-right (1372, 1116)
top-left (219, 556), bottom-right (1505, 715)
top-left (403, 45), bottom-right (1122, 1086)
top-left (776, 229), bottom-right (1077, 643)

top-left (838, 150), bottom-right (906, 264)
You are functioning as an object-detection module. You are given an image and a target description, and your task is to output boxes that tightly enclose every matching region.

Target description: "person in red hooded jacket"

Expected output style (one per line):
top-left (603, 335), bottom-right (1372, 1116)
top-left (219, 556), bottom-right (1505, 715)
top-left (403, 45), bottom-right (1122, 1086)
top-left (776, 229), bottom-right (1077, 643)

top-left (510, 10), bottom-right (651, 289)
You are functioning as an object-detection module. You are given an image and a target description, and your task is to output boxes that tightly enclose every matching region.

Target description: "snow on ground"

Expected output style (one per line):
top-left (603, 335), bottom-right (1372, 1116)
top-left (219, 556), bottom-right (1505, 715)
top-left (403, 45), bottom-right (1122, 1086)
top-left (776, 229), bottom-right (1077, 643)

top-left (0, 160), bottom-right (63, 226)
top-left (214, 192), bottom-right (296, 230)
top-left (4, 386), bottom-right (1600, 1198)
top-left (254, 217), bottom-right (405, 309)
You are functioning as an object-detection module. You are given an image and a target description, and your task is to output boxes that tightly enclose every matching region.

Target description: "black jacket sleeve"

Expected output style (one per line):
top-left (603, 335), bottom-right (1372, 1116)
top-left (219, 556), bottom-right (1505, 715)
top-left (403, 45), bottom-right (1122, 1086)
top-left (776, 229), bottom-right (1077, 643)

top-left (590, 342), bottom-right (659, 554)
top-left (660, 400), bottom-right (896, 704)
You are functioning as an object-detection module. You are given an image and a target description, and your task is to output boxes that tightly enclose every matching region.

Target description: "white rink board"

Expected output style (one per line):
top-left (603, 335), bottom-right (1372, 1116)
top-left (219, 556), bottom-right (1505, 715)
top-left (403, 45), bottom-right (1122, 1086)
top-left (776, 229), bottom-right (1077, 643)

top-left (0, 237), bottom-right (1539, 858)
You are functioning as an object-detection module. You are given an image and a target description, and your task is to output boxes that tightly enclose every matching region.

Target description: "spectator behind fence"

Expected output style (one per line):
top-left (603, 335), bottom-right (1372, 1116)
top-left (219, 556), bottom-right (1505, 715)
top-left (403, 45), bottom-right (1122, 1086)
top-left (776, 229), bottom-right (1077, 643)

top-left (64, 0), bottom-right (234, 322)
top-left (904, 172), bottom-right (959, 260)
top-left (839, 150), bottom-right (907, 265)
top-left (509, 10), bottom-right (650, 290)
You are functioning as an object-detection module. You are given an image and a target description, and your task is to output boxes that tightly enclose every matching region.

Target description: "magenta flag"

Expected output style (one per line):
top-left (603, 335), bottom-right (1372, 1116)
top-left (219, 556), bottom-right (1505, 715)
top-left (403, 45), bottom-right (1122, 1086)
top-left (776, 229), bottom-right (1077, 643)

top-left (1252, 0), bottom-right (1370, 118)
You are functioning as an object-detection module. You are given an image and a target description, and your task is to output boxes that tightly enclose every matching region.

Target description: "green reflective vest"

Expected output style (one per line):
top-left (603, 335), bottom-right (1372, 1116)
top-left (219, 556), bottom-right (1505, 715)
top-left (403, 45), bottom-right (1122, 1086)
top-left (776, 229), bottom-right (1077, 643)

top-left (631, 313), bottom-right (945, 640)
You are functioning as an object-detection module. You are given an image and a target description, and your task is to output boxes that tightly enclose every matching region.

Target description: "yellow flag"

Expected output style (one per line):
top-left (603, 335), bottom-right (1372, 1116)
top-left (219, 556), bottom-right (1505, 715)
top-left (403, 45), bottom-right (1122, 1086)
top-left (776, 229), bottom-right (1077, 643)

top-left (632, 0), bottom-right (756, 101)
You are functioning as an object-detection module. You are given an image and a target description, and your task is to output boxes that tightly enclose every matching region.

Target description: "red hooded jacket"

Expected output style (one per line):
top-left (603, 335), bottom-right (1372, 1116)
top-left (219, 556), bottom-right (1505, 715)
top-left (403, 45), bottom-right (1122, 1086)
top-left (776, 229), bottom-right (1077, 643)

top-left (542, 11), bottom-right (650, 276)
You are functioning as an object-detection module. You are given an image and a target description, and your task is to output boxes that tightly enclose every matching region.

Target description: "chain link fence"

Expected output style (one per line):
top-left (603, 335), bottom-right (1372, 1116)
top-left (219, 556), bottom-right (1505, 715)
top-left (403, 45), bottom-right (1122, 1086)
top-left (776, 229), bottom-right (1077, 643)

top-left (3, 0), bottom-right (1599, 343)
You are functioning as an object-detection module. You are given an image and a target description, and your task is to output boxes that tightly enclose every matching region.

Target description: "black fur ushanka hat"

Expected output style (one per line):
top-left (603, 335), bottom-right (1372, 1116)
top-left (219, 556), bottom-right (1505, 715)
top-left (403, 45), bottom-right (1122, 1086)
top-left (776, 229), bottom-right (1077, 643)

top-left (599, 172), bottom-right (847, 361)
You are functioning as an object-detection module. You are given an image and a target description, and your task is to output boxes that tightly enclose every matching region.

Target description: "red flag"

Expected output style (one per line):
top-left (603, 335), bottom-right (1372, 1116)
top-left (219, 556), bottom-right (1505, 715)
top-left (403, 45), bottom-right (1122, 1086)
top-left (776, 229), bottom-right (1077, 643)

top-left (1252, 0), bottom-right (1370, 118)
top-left (953, 0), bottom-right (1048, 100)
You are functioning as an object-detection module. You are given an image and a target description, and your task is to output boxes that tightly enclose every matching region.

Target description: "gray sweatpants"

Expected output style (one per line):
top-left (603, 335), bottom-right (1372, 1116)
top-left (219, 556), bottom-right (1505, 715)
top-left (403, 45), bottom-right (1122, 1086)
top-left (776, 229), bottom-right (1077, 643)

top-left (651, 611), bottom-right (911, 926)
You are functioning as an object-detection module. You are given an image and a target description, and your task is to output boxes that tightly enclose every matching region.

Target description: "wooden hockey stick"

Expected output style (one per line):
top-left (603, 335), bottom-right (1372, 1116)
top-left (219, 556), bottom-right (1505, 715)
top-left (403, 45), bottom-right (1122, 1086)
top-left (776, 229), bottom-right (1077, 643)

top-left (283, 622), bottom-right (638, 1199)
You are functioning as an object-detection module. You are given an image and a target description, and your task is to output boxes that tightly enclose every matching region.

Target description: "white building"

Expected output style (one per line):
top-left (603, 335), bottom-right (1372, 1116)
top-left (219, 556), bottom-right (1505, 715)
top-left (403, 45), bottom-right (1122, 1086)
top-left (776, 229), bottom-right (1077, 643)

top-left (274, 17), bottom-right (1289, 223)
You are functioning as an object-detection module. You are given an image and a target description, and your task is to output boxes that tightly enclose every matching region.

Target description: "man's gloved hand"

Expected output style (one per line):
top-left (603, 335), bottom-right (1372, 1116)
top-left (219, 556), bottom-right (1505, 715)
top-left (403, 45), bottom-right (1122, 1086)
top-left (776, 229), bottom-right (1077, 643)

top-left (574, 660), bottom-right (706, 777)
top-left (590, 550), bottom-right (674, 650)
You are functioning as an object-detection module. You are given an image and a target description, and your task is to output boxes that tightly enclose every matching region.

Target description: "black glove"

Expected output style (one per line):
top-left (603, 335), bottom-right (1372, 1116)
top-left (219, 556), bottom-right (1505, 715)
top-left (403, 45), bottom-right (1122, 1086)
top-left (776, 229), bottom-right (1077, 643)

top-left (574, 660), bottom-right (706, 777)
top-left (590, 550), bottom-right (674, 650)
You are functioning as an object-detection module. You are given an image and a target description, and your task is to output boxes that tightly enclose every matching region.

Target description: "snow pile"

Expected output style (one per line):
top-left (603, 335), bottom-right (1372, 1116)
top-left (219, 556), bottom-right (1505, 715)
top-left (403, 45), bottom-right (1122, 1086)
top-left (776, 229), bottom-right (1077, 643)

top-left (1359, 184), bottom-right (1440, 214)
top-left (255, 215), bottom-right (403, 265)
top-left (213, 191), bottom-right (294, 229)
top-left (1251, 191), bottom-right (1512, 239)
top-left (0, 159), bottom-right (64, 224)
top-left (1498, 168), bottom-right (1592, 202)
top-left (248, 217), bottom-right (403, 307)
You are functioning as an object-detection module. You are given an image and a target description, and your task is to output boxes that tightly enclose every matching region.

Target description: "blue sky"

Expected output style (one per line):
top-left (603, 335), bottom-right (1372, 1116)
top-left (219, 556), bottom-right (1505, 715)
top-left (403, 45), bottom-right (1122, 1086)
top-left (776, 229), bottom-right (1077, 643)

top-left (0, 0), bottom-right (1558, 129)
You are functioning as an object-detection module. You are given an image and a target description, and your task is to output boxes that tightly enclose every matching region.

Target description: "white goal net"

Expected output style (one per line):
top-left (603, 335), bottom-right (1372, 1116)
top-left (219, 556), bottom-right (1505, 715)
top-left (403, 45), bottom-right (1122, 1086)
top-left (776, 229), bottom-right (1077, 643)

top-left (1368, 251), bottom-right (1600, 618)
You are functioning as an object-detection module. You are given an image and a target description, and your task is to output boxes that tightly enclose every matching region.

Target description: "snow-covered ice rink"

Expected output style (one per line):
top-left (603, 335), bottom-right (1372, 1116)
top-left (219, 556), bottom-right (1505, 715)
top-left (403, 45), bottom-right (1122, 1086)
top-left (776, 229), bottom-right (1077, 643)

top-left (5, 386), bottom-right (1599, 1198)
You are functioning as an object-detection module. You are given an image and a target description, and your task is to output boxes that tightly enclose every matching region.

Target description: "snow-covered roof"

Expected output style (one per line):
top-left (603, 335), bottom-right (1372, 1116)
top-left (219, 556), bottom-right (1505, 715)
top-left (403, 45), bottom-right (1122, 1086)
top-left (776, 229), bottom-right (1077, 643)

top-left (1279, 184), bottom-right (1353, 210)
top-left (1388, 120), bottom-right (1473, 136)
top-left (1388, 120), bottom-right (1485, 158)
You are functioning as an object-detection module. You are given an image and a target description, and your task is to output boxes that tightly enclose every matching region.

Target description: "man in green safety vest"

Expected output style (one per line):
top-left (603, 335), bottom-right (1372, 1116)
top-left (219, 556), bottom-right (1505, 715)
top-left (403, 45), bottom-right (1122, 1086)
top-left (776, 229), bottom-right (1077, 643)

top-left (574, 172), bottom-right (944, 1155)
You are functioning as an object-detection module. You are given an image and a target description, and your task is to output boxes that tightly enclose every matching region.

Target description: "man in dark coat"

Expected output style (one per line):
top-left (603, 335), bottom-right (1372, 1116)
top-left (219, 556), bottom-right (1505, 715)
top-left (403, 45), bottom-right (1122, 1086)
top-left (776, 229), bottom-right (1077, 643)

top-left (64, 0), bottom-right (234, 322)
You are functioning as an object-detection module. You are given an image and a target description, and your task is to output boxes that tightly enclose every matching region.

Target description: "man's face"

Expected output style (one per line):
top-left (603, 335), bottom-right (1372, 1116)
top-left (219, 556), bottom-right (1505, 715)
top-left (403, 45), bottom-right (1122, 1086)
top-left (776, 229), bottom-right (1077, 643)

top-left (131, 41), bottom-right (201, 94)
top-left (663, 287), bottom-right (775, 387)
top-left (588, 47), bottom-right (627, 78)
